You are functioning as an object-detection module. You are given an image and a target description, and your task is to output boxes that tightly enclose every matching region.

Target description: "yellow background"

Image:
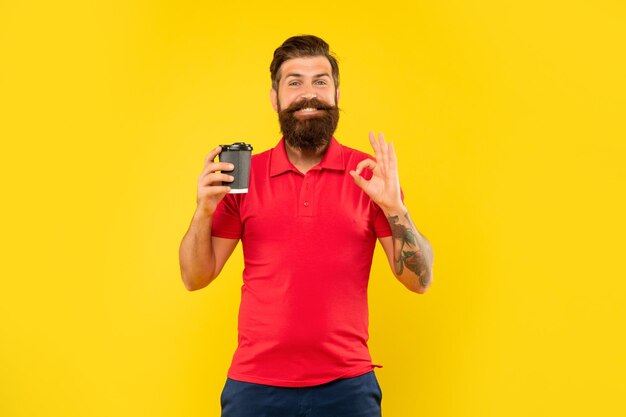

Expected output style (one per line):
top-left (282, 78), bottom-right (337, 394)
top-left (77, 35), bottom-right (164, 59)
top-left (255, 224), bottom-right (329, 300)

top-left (1, 1), bottom-right (625, 416)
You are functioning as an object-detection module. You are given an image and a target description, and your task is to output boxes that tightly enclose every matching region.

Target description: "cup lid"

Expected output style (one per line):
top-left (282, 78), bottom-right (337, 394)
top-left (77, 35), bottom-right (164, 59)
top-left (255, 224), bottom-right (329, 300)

top-left (220, 142), bottom-right (253, 151)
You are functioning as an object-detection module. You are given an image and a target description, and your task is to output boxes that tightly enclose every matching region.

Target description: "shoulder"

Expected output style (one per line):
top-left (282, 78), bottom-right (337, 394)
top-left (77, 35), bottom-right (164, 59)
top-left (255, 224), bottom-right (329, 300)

top-left (250, 147), bottom-right (272, 170)
top-left (251, 147), bottom-right (272, 162)
top-left (338, 142), bottom-right (375, 169)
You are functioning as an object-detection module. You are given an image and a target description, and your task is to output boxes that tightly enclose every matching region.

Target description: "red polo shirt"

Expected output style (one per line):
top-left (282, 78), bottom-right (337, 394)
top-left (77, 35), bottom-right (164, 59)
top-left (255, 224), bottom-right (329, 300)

top-left (211, 137), bottom-right (391, 387)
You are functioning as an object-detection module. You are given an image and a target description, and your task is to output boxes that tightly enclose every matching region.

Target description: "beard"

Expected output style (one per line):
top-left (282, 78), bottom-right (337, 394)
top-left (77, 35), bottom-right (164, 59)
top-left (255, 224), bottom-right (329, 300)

top-left (278, 97), bottom-right (339, 151)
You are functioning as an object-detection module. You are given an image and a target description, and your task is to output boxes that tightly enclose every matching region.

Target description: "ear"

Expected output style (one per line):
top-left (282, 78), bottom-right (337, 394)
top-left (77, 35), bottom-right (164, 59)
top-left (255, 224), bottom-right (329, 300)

top-left (270, 88), bottom-right (278, 112)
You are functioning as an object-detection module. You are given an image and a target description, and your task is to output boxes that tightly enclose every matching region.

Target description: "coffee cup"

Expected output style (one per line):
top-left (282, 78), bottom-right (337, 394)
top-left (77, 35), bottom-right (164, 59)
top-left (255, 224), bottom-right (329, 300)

top-left (218, 142), bottom-right (253, 193)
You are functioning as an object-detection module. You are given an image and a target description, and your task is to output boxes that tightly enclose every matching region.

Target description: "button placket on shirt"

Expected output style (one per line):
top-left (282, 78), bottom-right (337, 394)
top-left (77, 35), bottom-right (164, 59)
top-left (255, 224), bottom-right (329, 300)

top-left (298, 170), bottom-right (316, 217)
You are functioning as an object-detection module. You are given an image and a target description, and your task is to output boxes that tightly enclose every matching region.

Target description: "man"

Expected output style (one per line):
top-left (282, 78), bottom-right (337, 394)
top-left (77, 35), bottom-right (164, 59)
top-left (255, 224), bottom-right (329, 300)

top-left (179, 35), bottom-right (433, 417)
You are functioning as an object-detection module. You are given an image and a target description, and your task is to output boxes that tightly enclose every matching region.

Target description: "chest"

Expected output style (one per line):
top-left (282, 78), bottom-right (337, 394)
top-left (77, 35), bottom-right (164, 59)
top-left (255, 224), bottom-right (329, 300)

top-left (240, 169), bottom-right (378, 243)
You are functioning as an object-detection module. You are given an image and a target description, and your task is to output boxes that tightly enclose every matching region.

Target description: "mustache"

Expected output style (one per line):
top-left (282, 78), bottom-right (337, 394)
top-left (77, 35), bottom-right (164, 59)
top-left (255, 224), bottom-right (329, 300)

top-left (283, 97), bottom-right (336, 113)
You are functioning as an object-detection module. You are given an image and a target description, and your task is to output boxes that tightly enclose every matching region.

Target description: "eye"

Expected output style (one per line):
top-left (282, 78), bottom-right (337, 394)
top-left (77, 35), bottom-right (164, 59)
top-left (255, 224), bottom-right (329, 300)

top-left (314, 80), bottom-right (328, 86)
top-left (288, 81), bottom-right (301, 87)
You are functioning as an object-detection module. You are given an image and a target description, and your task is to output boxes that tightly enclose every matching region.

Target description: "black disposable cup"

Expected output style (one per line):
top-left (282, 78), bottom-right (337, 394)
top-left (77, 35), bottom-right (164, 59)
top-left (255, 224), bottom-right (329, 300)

top-left (218, 142), bottom-right (253, 193)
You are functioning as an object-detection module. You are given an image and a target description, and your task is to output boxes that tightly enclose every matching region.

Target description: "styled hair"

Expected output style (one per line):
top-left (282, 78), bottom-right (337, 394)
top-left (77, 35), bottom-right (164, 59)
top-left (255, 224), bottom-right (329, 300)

top-left (270, 35), bottom-right (339, 92)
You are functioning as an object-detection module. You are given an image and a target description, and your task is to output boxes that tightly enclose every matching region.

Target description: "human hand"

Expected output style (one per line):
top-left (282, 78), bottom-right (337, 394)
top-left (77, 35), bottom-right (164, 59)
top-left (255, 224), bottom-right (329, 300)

top-left (349, 132), bottom-right (404, 213)
top-left (195, 146), bottom-right (234, 217)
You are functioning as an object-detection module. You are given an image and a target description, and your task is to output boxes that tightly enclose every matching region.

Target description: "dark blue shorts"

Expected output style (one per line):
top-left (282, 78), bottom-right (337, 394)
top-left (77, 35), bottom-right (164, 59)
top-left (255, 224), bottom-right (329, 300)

top-left (220, 371), bottom-right (382, 417)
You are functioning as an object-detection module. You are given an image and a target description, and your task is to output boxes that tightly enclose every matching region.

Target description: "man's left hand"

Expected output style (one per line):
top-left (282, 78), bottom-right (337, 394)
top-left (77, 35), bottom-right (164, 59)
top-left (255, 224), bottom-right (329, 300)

top-left (350, 131), bottom-right (405, 214)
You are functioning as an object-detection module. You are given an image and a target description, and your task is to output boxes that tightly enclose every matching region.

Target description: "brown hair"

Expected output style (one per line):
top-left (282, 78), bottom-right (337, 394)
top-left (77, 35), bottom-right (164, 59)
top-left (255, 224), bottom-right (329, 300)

top-left (270, 35), bottom-right (339, 92)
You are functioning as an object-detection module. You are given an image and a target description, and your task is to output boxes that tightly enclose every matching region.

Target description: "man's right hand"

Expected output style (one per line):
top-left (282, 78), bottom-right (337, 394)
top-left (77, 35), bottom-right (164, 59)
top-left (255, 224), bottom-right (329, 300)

top-left (196, 146), bottom-right (234, 217)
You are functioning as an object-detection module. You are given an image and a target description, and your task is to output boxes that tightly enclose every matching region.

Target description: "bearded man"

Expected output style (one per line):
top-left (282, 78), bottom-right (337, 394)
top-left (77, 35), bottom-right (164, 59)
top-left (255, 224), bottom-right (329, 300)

top-left (179, 35), bottom-right (434, 417)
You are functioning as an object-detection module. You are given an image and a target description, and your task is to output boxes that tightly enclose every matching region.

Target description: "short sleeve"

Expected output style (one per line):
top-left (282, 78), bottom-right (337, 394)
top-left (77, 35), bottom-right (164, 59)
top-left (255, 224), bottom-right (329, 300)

top-left (211, 194), bottom-right (242, 239)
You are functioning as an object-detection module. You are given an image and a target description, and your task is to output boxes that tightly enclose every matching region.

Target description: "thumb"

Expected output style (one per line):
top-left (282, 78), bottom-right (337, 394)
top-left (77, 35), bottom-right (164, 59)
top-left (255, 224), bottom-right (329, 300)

top-left (350, 170), bottom-right (366, 189)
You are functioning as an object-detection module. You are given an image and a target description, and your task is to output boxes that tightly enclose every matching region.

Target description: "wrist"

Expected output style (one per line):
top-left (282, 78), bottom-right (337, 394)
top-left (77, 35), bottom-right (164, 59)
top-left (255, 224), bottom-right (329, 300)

top-left (380, 202), bottom-right (406, 217)
top-left (194, 205), bottom-right (215, 221)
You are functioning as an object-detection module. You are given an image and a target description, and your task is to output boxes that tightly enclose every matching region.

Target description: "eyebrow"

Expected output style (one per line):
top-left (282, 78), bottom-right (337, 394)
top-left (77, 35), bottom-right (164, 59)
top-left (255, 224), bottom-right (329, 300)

top-left (284, 72), bottom-right (331, 79)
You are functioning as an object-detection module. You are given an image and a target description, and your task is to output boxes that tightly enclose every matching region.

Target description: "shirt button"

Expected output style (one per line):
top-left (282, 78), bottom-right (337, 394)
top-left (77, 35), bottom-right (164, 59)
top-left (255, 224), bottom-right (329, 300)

top-left (303, 201), bottom-right (310, 207)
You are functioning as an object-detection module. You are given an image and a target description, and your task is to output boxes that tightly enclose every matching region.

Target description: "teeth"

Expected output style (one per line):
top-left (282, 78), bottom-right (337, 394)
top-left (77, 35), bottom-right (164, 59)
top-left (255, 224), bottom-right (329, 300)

top-left (300, 108), bottom-right (317, 112)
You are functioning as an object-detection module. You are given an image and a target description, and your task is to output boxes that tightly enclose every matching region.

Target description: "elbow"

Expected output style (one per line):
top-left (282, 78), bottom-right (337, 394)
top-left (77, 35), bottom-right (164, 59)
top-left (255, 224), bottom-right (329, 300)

top-left (407, 252), bottom-right (434, 294)
top-left (181, 274), bottom-right (199, 291)
top-left (180, 270), bottom-right (213, 291)
top-left (179, 255), bottom-right (216, 291)
top-left (409, 283), bottom-right (428, 294)
top-left (183, 279), bottom-right (202, 292)
top-left (410, 272), bottom-right (433, 294)
top-left (182, 277), bottom-right (209, 292)
top-left (415, 283), bottom-right (429, 294)
top-left (413, 285), bottom-right (427, 294)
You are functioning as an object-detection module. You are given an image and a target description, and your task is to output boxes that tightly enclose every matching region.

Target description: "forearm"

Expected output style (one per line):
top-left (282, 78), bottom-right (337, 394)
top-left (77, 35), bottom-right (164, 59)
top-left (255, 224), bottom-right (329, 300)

top-left (384, 205), bottom-right (434, 293)
top-left (179, 210), bottom-right (218, 291)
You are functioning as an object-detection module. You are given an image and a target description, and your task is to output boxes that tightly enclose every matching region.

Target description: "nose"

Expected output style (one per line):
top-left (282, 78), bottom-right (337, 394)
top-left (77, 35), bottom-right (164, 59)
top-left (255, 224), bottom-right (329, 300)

top-left (300, 84), bottom-right (317, 100)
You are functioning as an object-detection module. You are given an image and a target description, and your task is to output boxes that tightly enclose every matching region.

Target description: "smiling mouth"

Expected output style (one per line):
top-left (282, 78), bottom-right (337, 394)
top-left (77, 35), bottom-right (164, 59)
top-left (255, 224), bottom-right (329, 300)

top-left (294, 107), bottom-right (325, 116)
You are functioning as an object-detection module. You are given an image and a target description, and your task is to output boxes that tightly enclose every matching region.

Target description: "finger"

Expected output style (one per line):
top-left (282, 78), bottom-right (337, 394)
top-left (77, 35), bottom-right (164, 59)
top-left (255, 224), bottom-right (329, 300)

top-left (200, 171), bottom-right (235, 183)
top-left (201, 146), bottom-right (223, 176)
top-left (388, 141), bottom-right (398, 173)
top-left (354, 158), bottom-right (377, 175)
top-left (201, 161), bottom-right (234, 177)
top-left (349, 170), bottom-right (367, 190)
top-left (198, 175), bottom-right (234, 189)
top-left (204, 146), bottom-right (222, 166)
top-left (200, 185), bottom-right (232, 196)
top-left (369, 131), bottom-right (382, 165)
top-left (378, 132), bottom-right (388, 174)
top-left (215, 162), bottom-right (235, 172)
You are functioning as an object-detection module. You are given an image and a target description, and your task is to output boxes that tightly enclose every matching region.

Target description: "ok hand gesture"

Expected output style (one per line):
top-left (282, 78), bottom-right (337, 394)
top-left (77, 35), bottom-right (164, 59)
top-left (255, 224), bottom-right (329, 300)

top-left (350, 132), bottom-right (404, 214)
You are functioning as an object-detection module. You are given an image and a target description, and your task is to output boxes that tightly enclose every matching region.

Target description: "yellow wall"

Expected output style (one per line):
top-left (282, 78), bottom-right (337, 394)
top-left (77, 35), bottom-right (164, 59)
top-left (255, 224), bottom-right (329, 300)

top-left (1, 1), bottom-right (625, 416)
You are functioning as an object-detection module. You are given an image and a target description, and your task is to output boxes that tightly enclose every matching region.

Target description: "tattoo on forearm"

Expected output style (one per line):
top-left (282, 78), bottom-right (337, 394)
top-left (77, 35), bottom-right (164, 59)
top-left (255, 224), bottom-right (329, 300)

top-left (388, 212), bottom-right (431, 288)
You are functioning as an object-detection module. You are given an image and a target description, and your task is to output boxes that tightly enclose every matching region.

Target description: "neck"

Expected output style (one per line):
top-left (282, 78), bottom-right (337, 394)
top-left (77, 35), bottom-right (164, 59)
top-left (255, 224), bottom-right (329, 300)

top-left (284, 140), bottom-right (329, 175)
